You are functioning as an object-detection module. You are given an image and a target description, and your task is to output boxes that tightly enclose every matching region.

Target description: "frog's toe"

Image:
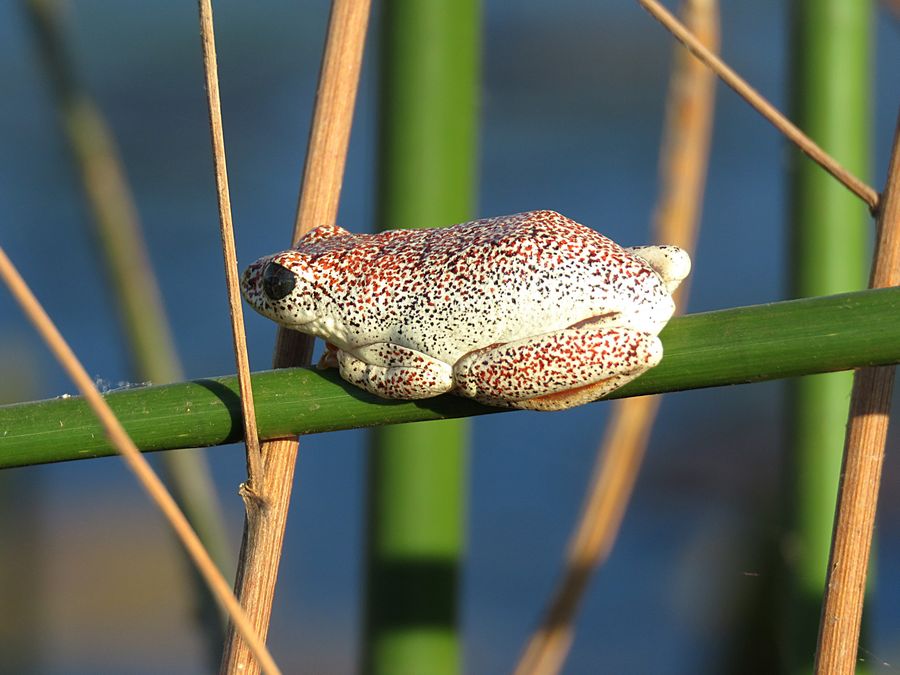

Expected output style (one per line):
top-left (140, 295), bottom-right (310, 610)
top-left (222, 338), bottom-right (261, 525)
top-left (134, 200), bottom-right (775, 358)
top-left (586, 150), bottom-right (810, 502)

top-left (627, 245), bottom-right (691, 293)
top-left (317, 343), bottom-right (340, 369)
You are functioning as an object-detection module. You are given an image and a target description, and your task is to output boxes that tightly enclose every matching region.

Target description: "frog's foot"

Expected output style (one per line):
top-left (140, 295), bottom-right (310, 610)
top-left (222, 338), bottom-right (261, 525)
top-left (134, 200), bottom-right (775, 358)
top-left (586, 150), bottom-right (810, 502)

top-left (453, 326), bottom-right (662, 411)
top-left (626, 245), bottom-right (691, 293)
top-left (317, 342), bottom-right (340, 369)
top-left (335, 343), bottom-right (454, 400)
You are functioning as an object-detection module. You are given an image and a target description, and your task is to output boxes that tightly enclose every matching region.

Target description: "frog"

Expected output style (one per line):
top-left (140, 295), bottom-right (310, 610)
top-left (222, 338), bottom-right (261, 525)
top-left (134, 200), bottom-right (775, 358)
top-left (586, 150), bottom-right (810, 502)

top-left (240, 210), bottom-right (690, 411)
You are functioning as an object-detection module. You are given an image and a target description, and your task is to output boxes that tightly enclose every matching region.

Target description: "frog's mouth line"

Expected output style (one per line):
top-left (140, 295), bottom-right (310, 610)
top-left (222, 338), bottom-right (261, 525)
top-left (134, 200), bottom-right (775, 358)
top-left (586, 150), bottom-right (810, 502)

top-left (243, 290), bottom-right (319, 332)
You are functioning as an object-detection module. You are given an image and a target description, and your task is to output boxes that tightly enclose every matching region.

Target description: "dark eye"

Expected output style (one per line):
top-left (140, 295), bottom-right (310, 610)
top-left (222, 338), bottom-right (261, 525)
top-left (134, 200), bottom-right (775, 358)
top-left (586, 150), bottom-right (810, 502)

top-left (262, 262), bottom-right (296, 301)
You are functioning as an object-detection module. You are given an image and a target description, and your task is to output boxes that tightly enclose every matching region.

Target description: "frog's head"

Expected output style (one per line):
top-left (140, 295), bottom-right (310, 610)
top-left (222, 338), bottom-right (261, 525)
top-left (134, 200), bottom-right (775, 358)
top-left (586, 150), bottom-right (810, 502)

top-left (241, 250), bottom-right (322, 329)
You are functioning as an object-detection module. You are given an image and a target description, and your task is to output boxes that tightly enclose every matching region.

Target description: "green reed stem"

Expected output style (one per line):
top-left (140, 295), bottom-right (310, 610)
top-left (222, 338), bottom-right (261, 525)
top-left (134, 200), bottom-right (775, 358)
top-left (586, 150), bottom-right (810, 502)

top-left (2, 288), bottom-right (899, 471)
top-left (364, 1), bottom-right (479, 673)
top-left (784, 2), bottom-right (872, 671)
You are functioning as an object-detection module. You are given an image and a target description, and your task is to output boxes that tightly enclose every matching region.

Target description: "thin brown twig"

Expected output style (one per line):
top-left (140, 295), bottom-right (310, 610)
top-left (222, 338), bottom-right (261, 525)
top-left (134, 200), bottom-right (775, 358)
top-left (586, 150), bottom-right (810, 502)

top-left (197, 0), bottom-right (263, 487)
top-left (814, 110), bottom-right (900, 674)
top-left (514, 2), bottom-right (717, 673)
top-left (0, 245), bottom-right (281, 675)
top-left (218, 1), bottom-right (372, 672)
top-left (637, 0), bottom-right (880, 213)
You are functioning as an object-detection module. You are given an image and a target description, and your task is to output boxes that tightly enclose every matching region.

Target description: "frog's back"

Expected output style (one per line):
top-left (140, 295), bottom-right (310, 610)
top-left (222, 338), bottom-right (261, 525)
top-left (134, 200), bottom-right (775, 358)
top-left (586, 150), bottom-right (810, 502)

top-left (297, 211), bottom-right (662, 362)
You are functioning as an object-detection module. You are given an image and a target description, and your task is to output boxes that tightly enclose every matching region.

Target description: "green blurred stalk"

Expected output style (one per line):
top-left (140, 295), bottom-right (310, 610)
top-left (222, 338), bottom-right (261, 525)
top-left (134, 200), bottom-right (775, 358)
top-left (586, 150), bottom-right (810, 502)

top-left (364, 2), bottom-right (479, 673)
top-left (785, 1), bottom-right (871, 671)
top-left (23, 0), bottom-right (233, 665)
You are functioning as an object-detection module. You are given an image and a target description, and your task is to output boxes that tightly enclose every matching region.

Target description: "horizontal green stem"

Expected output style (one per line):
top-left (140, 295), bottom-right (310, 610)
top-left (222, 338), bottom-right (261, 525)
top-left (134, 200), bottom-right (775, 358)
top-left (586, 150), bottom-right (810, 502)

top-left (2, 287), bottom-right (899, 470)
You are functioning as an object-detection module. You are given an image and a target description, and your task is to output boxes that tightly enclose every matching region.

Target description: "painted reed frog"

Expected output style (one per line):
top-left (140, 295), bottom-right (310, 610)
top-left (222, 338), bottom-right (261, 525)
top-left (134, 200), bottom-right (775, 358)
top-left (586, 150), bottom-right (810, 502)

top-left (241, 210), bottom-right (689, 410)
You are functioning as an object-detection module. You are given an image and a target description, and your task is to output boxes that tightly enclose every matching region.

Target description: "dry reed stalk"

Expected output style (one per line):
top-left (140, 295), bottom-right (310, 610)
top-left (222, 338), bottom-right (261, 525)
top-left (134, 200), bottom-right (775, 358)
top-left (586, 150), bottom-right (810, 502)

top-left (218, 1), bottom-right (371, 672)
top-left (290, 0), bottom-right (370, 243)
top-left (637, 0), bottom-right (880, 213)
top-left (513, 2), bottom-right (718, 674)
top-left (0, 246), bottom-right (281, 675)
top-left (197, 0), bottom-right (263, 485)
top-left (813, 111), bottom-right (900, 674)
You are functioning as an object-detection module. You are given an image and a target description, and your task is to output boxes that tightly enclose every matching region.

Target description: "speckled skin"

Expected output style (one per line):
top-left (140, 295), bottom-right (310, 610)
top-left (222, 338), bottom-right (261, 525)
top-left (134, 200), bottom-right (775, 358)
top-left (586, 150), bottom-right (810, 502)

top-left (241, 210), bottom-right (690, 410)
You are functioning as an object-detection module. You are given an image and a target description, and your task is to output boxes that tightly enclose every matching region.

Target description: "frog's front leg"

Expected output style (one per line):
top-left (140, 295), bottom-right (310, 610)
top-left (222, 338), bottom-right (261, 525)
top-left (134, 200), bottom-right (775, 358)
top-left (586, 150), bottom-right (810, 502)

top-left (334, 343), bottom-right (455, 400)
top-left (453, 326), bottom-right (662, 411)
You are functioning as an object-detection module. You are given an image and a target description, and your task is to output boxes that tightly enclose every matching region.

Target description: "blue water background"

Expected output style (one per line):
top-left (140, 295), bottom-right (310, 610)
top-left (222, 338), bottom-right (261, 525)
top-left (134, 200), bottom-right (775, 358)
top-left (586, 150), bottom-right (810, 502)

top-left (1, 1), bottom-right (899, 673)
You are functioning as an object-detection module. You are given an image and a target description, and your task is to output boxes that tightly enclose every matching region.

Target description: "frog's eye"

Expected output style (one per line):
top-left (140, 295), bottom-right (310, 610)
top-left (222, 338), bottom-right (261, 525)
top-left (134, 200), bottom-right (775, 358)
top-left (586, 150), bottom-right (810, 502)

top-left (262, 261), bottom-right (296, 301)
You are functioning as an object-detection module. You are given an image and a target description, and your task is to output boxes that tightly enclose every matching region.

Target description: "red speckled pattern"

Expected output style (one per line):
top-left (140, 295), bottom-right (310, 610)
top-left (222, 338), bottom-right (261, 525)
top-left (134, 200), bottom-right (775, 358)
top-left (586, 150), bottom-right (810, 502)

top-left (241, 210), bottom-right (686, 410)
top-left (454, 326), bottom-right (662, 411)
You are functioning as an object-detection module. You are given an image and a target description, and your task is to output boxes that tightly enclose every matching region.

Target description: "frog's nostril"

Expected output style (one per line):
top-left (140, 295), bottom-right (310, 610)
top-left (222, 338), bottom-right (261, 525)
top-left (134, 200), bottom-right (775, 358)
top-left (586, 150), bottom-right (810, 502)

top-left (262, 262), bottom-right (296, 301)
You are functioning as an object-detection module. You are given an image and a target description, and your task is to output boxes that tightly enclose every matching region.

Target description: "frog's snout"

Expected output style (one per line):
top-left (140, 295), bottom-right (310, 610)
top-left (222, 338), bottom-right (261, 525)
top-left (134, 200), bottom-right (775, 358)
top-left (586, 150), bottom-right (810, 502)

top-left (261, 261), bottom-right (296, 301)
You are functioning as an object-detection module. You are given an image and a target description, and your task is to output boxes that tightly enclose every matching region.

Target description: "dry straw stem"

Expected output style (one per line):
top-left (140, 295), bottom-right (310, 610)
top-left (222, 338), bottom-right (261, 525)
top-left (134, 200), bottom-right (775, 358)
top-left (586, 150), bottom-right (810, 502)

top-left (197, 0), bottom-right (263, 487)
top-left (637, 0), bottom-right (880, 213)
top-left (291, 0), bottom-right (370, 243)
top-left (514, 2), bottom-right (718, 673)
top-left (0, 246), bottom-right (281, 675)
top-left (814, 111), bottom-right (900, 674)
top-left (218, 1), bottom-right (371, 672)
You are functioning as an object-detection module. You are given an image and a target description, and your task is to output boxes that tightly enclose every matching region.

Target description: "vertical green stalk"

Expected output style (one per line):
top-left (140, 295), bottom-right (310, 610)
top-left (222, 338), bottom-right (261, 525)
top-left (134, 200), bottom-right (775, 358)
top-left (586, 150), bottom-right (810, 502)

top-left (786, 1), bottom-right (870, 671)
top-left (364, 2), bottom-right (479, 673)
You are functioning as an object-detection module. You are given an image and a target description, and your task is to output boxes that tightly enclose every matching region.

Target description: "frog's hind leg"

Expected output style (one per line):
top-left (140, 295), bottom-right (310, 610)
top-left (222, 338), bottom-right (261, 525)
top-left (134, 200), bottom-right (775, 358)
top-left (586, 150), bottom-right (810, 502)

top-left (453, 327), bottom-right (662, 411)
top-left (335, 343), bottom-right (454, 400)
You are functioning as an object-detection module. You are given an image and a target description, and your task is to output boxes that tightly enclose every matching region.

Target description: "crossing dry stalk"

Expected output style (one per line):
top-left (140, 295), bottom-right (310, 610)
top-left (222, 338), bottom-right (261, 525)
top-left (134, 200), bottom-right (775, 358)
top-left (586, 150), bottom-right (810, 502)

top-left (218, 2), bottom-right (372, 673)
top-left (637, 0), bottom-right (880, 212)
top-left (196, 0), bottom-right (264, 490)
top-left (814, 111), bottom-right (900, 674)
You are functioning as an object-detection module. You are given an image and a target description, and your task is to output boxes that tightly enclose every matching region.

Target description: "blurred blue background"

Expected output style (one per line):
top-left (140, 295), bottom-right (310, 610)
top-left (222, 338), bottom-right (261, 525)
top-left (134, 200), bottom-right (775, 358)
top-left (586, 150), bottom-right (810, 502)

top-left (1, 1), bottom-right (899, 673)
